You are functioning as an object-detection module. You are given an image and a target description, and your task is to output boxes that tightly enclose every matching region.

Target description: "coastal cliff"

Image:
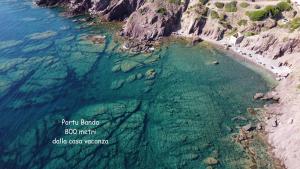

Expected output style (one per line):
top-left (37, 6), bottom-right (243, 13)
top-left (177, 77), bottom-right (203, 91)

top-left (36, 0), bottom-right (300, 168)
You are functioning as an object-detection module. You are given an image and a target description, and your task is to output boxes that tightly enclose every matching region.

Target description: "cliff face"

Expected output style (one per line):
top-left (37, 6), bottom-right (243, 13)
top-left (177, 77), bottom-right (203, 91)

top-left (36, 0), bottom-right (300, 56)
top-left (240, 32), bottom-right (300, 59)
top-left (88, 0), bottom-right (145, 20)
top-left (177, 0), bottom-right (207, 36)
top-left (121, 1), bottom-right (183, 40)
top-left (36, 0), bottom-right (227, 41)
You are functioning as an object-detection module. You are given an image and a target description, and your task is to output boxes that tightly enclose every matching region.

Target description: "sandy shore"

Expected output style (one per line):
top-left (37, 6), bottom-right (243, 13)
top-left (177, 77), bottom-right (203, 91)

top-left (196, 35), bottom-right (300, 169)
top-left (197, 35), bottom-right (292, 79)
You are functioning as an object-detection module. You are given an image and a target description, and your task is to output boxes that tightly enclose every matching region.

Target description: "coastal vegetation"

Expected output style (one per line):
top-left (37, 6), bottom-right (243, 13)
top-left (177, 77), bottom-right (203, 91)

top-left (237, 19), bottom-right (248, 26)
top-left (156, 7), bottom-right (167, 15)
top-left (199, 0), bottom-right (209, 5)
top-left (240, 2), bottom-right (250, 8)
top-left (214, 2), bottom-right (224, 9)
top-left (168, 0), bottom-right (181, 4)
top-left (246, 1), bottom-right (292, 21)
top-left (224, 1), bottom-right (238, 12)
top-left (289, 17), bottom-right (300, 31)
top-left (210, 10), bottom-right (219, 19)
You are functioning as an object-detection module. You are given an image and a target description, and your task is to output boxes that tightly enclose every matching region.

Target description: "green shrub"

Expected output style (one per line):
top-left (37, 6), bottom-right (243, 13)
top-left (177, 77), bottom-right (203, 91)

top-left (276, 1), bottom-right (292, 11)
top-left (210, 10), bottom-right (219, 19)
top-left (199, 0), bottom-right (208, 5)
top-left (168, 0), bottom-right (181, 4)
top-left (265, 5), bottom-right (281, 18)
top-left (246, 10), bottom-right (268, 21)
top-left (225, 1), bottom-right (238, 12)
top-left (214, 2), bottom-right (224, 8)
top-left (240, 2), bottom-right (250, 8)
top-left (290, 17), bottom-right (300, 30)
top-left (246, 1), bottom-right (292, 21)
top-left (228, 27), bottom-right (238, 35)
top-left (238, 19), bottom-right (248, 26)
top-left (219, 13), bottom-right (226, 21)
top-left (156, 7), bottom-right (167, 15)
top-left (244, 32), bottom-right (256, 36)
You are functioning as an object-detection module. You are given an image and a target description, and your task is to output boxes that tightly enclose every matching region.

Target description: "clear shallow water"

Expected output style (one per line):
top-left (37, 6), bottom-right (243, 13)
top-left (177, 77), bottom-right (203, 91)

top-left (0, 0), bottom-right (276, 169)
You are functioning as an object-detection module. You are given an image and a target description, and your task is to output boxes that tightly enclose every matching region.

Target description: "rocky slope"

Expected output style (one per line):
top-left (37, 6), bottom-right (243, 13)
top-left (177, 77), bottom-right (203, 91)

top-left (240, 31), bottom-right (300, 60)
top-left (36, 0), bottom-right (227, 41)
top-left (121, 1), bottom-right (183, 40)
top-left (36, 0), bottom-right (300, 56)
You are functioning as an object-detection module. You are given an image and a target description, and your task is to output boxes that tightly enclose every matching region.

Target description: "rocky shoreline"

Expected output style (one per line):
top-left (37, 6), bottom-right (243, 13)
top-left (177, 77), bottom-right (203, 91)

top-left (35, 0), bottom-right (300, 168)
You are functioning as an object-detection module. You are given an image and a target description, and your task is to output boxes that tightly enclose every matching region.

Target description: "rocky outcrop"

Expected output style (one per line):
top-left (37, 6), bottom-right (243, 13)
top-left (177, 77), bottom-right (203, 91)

top-left (89, 0), bottom-right (145, 20)
top-left (121, 1), bottom-right (183, 40)
top-left (36, 0), bottom-right (227, 41)
top-left (177, 1), bottom-right (207, 36)
top-left (36, 0), bottom-right (299, 57)
top-left (69, 0), bottom-right (92, 15)
top-left (200, 19), bottom-right (225, 40)
top-left (240, 32), bottom-right (300, 59)
top-left (241, 19), bottom-right (277, 35)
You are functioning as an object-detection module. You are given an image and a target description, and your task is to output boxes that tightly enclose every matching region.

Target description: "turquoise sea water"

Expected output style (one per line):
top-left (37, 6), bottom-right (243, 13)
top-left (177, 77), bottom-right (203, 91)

top-left (0, 0), bottom-right (277, 169)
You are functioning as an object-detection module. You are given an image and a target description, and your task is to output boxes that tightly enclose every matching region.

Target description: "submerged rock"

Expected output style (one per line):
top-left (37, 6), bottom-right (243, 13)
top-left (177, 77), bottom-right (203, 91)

top-left (55, 36), bottom-right (75, 44)
top-left (26, 31), bottom-right (57, 40)
top-left (231, 116), bottom-right (247, 121)
top-left (145, 69), bottom-right (156, 80)
top-left (126, 74), bottom-right (136, 83)
top-left (143, 86), bottom-right (152, 93)
top-left (0, 40), bottom-right (23, 50)
top-left (21, 17), bottom-right (38, 21)
top-left (120, 60), bottom-right (141, 72)
top-left (203, 157), bottom-right (218, 165)
top-left (111, 64), bottom-right (121, 72)
top-left (136, 73), bottom-right (143, 80)
top-left (77, 42), bottom-right (105, 53)
top-left (22, 42), bottom-right (52, 53)
top-left (144, 80), bottom-right (155, 86)
top-left (84, 34), bottom-right (106, 44)
top-left (110, 79), bottom-right (125, 90)
top-left (143, 55), bottom-right (160, 64)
